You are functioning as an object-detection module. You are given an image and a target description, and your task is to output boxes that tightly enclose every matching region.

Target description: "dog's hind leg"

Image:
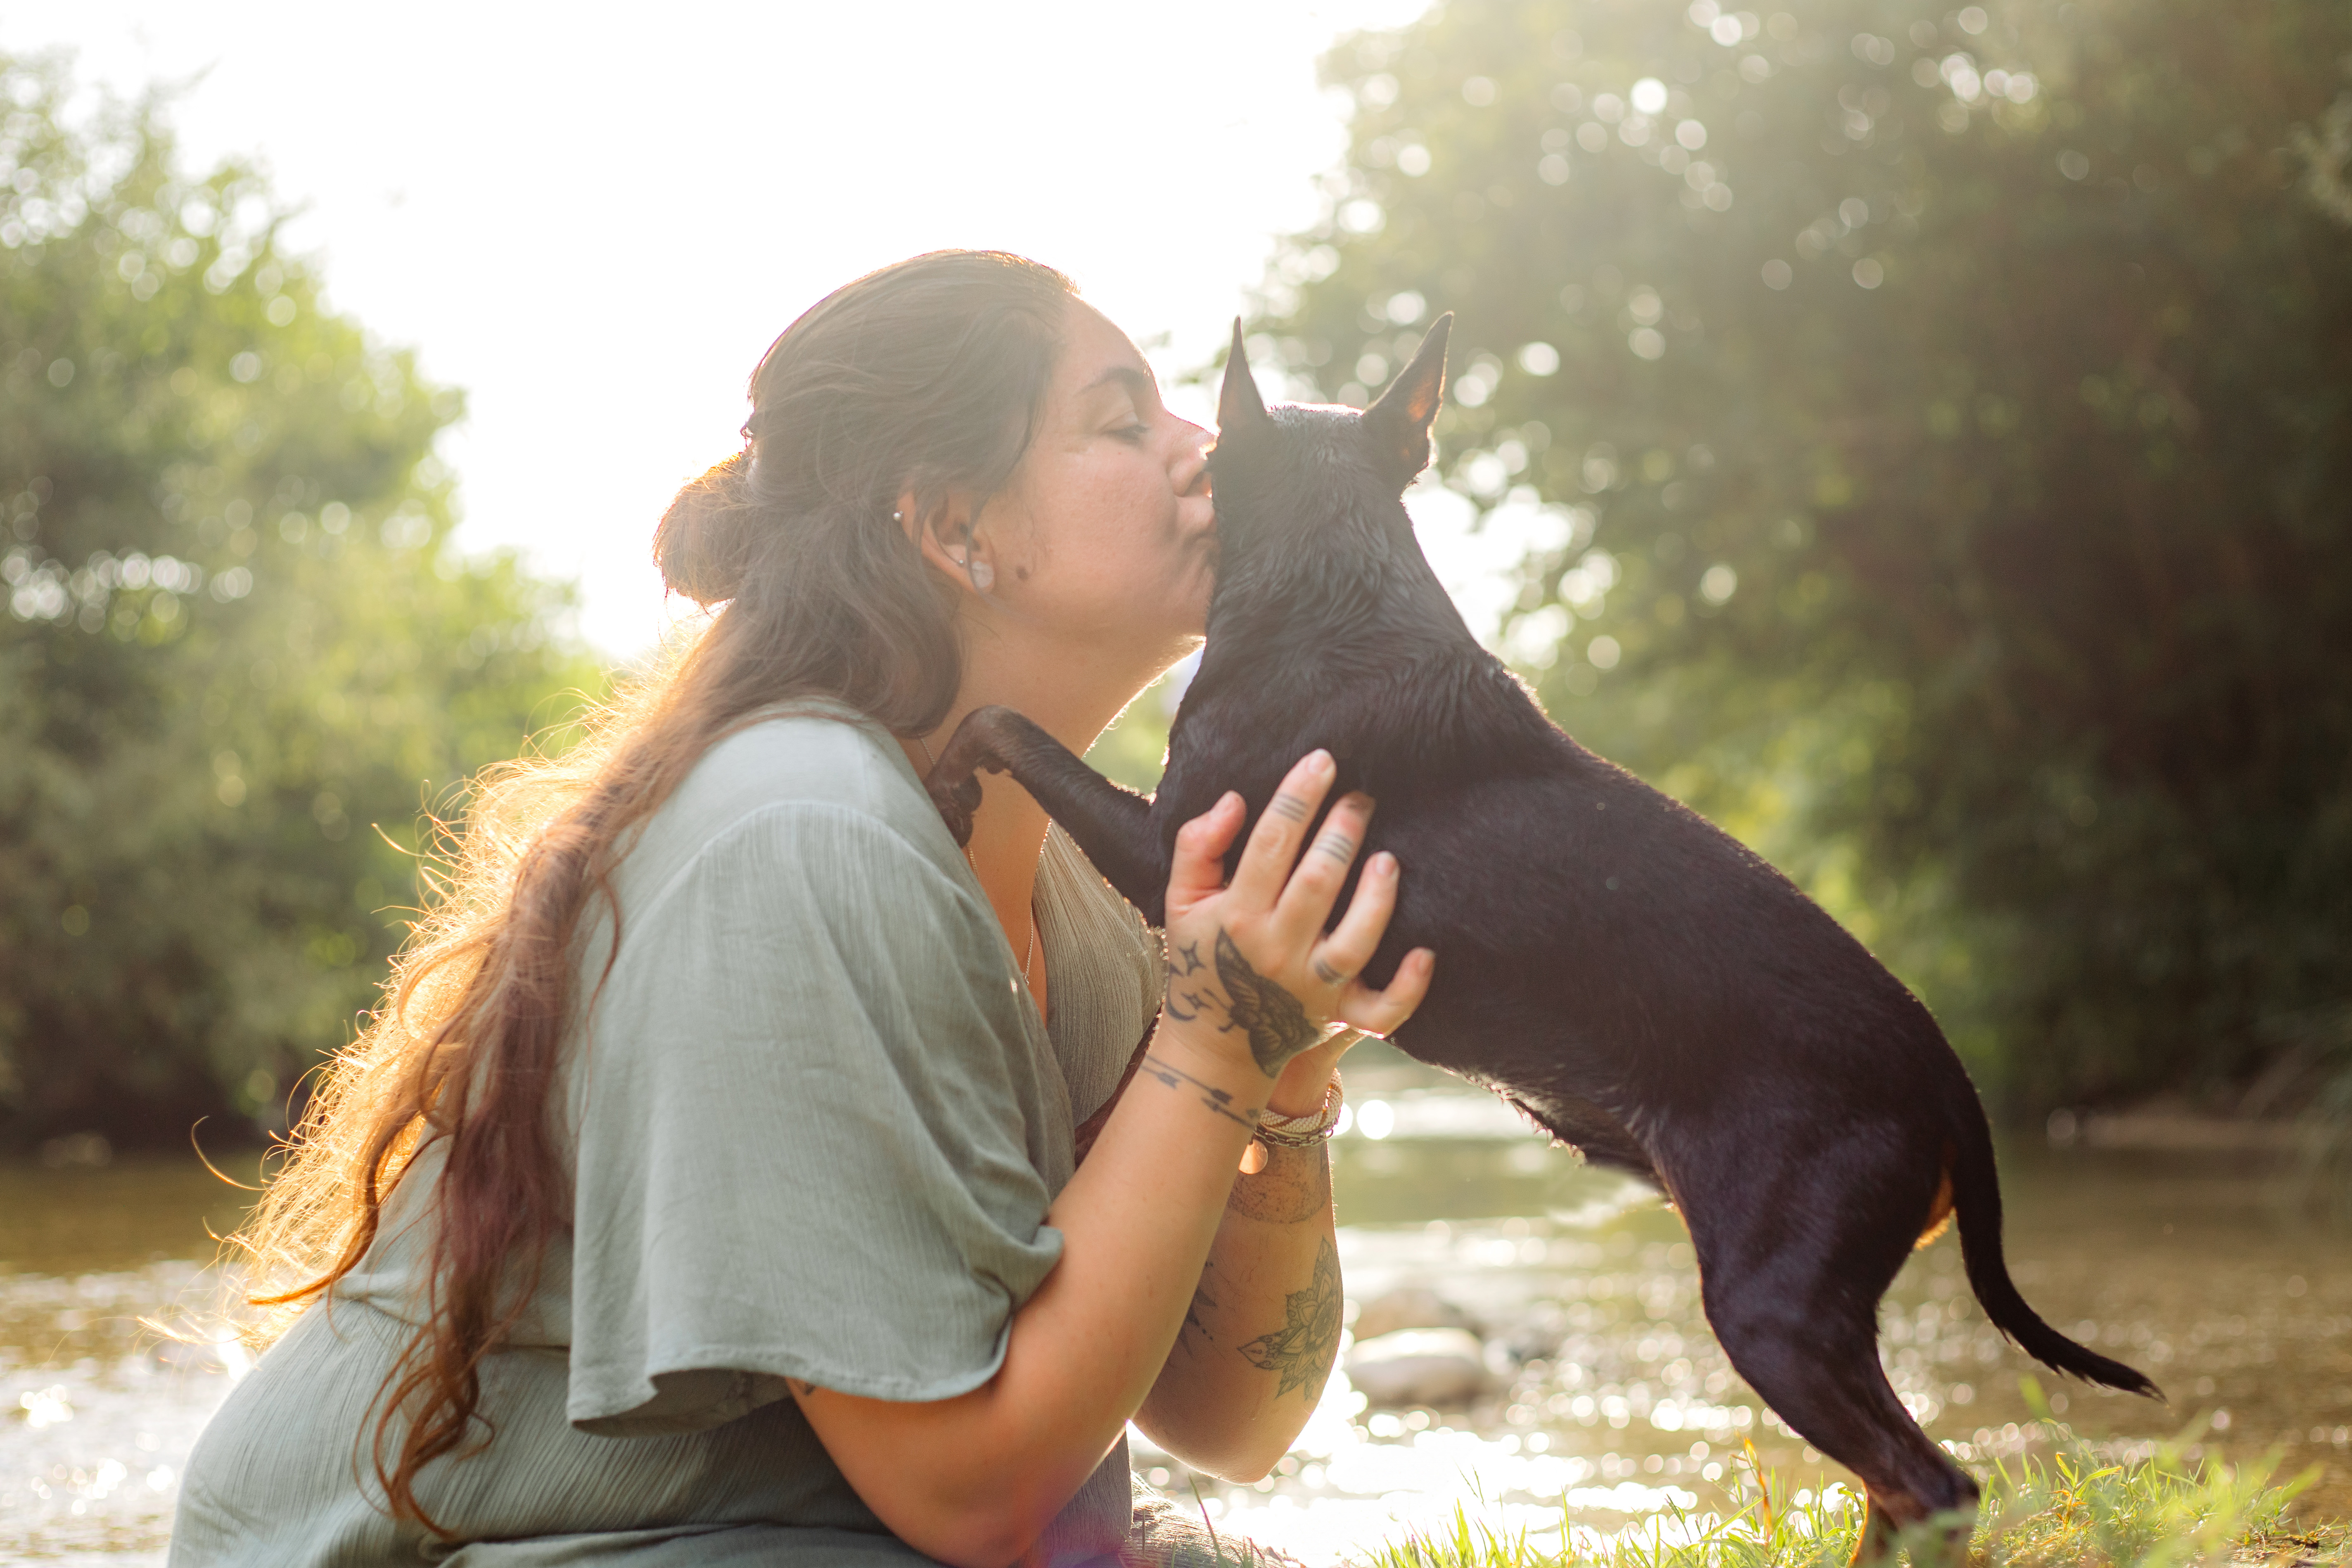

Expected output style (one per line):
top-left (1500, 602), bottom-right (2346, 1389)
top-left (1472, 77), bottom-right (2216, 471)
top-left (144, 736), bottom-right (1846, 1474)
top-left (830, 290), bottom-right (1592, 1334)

top-left (1700, 1284), bottom-right (1976, 1561)
top-left (927, 705), bottom-right (1172, 920)
top-left (1683, 1182), bottom-right (1978, 1563)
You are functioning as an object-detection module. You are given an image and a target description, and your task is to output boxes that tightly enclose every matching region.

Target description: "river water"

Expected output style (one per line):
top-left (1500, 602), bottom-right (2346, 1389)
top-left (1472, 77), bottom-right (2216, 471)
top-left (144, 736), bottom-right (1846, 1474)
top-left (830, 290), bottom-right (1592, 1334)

top-left (3, 1048), bottom-right (2343, 1566)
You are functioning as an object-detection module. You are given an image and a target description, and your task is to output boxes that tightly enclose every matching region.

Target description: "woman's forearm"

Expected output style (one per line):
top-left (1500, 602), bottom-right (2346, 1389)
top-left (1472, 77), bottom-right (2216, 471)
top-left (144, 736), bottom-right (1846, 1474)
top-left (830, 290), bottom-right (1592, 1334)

top-left (787, 1022), bottom-right (1266, 1568)
top-left (1135, 1140), bottom-right (1340, 1478)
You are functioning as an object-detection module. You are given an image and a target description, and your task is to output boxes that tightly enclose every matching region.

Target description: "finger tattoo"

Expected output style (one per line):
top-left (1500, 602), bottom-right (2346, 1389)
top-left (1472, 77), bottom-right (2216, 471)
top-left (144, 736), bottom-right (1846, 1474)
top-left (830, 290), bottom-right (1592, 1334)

top-left (1312, 954), bottom-right (1350, 987)
top-left (1311, 831), bottom-right (1356, 866)
top-left (1264, 792), bottom-right (1311, 824)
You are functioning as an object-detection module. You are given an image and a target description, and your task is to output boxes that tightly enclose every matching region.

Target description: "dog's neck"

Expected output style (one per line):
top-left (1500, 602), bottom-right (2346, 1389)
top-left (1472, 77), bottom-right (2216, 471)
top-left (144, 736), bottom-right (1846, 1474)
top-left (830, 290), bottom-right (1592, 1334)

top-left (1186, 485), bottom-right (1567, 783)
top-left (1204, 498), bottom-right (1471, 664)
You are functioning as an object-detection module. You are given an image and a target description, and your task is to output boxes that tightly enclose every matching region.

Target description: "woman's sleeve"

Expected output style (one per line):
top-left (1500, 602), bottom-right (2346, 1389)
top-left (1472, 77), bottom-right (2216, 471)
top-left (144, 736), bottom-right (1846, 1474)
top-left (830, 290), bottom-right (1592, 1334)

top-left (562, 803), bottom-right (1067, 1437)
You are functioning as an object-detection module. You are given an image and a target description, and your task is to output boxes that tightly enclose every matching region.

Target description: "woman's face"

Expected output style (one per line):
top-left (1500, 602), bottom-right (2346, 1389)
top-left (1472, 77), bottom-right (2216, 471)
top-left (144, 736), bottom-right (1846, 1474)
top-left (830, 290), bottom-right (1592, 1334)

top-left (964, 304), bottom-right (1216, 662)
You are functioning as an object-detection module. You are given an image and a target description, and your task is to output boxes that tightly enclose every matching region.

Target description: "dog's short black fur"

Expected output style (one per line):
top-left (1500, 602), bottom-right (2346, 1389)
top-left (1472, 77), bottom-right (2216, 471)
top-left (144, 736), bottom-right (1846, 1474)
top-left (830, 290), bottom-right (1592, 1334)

top-left (927, 317), bottom-right (2158, 1547)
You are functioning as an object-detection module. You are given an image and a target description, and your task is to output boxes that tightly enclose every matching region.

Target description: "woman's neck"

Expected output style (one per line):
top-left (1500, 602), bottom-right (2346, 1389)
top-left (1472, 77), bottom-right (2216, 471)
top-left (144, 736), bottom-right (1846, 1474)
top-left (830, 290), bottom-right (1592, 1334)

top-left (902, 631), bottom-right (1197, 1019)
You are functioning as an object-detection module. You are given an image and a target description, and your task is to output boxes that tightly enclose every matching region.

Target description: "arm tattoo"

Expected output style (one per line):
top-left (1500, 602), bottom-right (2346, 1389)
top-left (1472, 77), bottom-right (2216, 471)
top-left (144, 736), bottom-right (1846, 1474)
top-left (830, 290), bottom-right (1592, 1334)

top-left (1180, 1262), bottom-right (1220, 1355)
top-left (1214, 929), bottom-right (1323, 1075)
top-left (1227, 1141), bottom-right (1332, 1224)
top-left (1237, 1234), bottom-right (1343, 1402)
top-left (1174, 940), bottom-right (1207, 975)
top-left (1140, 1053), bottom-right (1258, 1130)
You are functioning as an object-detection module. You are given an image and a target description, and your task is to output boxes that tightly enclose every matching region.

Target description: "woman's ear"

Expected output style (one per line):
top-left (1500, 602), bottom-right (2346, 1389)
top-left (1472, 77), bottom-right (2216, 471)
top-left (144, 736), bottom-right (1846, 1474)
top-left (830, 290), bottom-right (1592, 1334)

top-left (901, 489), bottom-right (995, 595)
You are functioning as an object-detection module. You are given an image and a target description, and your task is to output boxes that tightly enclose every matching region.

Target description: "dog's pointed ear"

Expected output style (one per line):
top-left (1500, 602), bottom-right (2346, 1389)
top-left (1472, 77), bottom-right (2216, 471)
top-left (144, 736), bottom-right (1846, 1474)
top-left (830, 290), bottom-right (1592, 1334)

top-left (1218, 318), bottom-right (1270, 435)
top-left (1363, 312), bottom-right (1451, 490)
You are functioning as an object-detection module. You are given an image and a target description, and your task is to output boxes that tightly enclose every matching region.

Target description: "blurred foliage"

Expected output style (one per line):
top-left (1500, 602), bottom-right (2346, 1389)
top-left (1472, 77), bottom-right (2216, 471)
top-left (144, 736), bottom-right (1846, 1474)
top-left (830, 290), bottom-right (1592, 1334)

top-left (1254, 0), bottom-right (2352, 1113)
top-left (0, 53), bottom-right (602, 1149)
top-left (1085, 662), bottom-right (1191, 795)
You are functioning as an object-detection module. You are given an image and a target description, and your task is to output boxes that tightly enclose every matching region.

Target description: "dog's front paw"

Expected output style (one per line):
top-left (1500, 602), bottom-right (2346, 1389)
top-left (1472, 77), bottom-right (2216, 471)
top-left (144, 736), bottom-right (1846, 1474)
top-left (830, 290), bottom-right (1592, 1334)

top-left (925, 770), bottom-right (984, 848)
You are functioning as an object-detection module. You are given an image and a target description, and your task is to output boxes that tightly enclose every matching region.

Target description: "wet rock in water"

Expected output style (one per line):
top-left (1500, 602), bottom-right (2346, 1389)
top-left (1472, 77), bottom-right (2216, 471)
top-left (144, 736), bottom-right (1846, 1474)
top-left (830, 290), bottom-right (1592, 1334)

top-left (1345, 1326), bottom-right (1491, 1408)
top-left (1491, 1306), bottom-right (1570, 1371)
top-left (1350, 1286), bottom-right (1481, 1342)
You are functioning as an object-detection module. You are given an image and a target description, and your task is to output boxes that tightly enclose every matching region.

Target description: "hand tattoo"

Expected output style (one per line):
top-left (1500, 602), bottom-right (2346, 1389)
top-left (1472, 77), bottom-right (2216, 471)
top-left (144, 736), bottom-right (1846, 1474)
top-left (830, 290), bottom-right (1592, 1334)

top-left (1215, 929), bottom-right (1323, 1075)
top-left (1238, 1234), bottom-right (1343, 1402)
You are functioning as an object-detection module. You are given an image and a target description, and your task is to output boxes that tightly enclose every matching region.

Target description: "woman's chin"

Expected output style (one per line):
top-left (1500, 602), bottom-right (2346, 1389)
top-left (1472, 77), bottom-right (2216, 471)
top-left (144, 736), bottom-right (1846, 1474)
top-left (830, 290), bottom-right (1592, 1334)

top-left (1175, 579), bottom-right (1213, 637)
top-left (1183, 543), bottom-right (1219, 615)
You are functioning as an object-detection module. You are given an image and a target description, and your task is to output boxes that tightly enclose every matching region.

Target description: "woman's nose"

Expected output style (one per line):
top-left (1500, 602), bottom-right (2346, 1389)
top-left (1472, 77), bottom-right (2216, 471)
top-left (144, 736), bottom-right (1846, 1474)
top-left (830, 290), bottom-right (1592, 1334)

top-left (1171, 420), bottom-right (1212, 494)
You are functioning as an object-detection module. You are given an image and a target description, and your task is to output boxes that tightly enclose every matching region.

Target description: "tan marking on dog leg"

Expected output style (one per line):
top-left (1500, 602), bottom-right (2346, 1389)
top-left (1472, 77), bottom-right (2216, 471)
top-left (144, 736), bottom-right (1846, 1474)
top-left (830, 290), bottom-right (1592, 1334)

top-left (1915, 1164), bottom-right (1956, 1250)
top-left (1855, 1485), bottom-right (1930, 1566)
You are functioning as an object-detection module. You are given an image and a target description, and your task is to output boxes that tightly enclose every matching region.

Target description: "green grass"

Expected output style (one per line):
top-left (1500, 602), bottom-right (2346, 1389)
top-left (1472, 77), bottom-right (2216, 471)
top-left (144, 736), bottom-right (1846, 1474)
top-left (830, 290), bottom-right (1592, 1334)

top-left (1353, 1417), bottom-right (2332, 1568)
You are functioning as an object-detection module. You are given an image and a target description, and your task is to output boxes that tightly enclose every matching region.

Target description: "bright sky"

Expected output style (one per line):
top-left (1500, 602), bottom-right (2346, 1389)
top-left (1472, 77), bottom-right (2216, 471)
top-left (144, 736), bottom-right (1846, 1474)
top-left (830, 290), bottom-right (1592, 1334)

top-left (8, 0), bottom-right (1548, 658)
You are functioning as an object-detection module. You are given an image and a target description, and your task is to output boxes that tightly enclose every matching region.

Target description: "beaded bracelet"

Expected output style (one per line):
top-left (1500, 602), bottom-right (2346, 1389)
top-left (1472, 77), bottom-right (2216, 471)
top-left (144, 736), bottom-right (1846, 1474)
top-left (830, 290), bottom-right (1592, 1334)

top-left (1254, 1073), bottom-right (1345, 1148)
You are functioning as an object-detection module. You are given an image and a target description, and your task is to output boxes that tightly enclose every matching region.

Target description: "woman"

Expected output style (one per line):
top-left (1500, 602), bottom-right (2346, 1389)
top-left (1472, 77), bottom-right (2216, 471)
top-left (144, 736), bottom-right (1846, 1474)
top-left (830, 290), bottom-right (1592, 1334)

top-left (170, 250), bottom-right (1434, 1568)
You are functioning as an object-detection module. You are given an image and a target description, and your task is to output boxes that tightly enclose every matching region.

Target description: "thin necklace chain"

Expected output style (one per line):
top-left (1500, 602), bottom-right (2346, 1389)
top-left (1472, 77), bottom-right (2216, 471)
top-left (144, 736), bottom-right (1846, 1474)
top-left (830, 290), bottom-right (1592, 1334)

top-left (915, 733), bottom-right (1039, 995)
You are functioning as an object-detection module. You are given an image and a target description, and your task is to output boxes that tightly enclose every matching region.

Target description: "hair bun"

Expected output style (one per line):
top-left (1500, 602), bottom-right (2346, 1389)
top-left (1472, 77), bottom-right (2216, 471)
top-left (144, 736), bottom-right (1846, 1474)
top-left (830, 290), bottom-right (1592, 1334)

top-left (654, 451), bottom-right (759, 606)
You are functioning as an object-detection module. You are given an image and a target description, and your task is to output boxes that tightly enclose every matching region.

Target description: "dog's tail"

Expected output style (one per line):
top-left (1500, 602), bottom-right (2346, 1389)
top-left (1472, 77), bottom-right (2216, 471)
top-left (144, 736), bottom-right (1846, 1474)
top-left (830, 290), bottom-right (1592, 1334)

top-left (1946, 1094), bottom-right (2162, 1400)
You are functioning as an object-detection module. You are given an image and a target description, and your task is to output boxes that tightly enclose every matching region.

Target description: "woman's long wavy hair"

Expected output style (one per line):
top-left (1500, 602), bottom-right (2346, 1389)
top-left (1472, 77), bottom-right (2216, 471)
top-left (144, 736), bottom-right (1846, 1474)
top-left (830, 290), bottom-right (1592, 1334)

top-left (232, 250), bottom-right (1076, 1531)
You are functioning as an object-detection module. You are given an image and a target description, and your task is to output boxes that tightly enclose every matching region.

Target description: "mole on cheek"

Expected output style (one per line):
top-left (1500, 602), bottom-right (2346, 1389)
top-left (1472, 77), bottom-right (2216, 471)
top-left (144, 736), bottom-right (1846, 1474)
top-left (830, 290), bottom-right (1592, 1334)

top-left (1016, 566), bottom-right (1031, 581)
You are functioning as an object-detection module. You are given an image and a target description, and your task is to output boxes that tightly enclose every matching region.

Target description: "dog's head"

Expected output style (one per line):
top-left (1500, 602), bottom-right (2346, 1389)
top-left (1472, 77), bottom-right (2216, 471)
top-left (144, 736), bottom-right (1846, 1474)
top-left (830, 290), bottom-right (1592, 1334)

top-left (1206, 313), bottom-right (1451, 570)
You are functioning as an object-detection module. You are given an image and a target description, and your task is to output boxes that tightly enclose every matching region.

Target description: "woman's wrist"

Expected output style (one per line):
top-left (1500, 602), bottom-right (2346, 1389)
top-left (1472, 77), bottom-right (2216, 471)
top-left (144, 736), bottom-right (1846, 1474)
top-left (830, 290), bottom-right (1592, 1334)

top-left (1264, 1034), bottom-right (1349, 1117)
top-left (1152, 1006), bottom-right (1346, 1118)
top-left (1142, 1022), bottom-right (1273, 1131)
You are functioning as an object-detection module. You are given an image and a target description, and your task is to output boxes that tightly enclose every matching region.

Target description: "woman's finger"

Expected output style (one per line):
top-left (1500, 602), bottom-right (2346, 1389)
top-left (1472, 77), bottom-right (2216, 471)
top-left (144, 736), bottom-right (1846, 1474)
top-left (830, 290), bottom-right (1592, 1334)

top-left (1226, 751), bottom-right (1335, 911)
top-left (1310, 846), bottom-right (1399, 985)
top-left (1336, 948), bottom-right (1436, 1039)
top-left (1272, 792), bottom-right (1375, 946)
top-left (1165, 791), bottom-right (1245, 920)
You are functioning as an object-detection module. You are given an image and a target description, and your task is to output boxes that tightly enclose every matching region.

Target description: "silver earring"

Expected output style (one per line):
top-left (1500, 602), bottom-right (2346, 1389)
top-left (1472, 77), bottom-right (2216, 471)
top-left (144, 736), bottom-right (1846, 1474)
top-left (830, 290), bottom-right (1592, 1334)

top-left (966, 557), bottom-right (995, 591)
top-left (891, 510), bottom-right (903, 523)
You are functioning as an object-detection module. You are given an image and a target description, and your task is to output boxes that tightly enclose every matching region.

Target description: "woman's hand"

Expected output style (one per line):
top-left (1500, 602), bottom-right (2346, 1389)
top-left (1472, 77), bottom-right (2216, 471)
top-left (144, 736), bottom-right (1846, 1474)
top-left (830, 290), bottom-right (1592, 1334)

top-left (1159, 749), bottom-right (1435, 1083)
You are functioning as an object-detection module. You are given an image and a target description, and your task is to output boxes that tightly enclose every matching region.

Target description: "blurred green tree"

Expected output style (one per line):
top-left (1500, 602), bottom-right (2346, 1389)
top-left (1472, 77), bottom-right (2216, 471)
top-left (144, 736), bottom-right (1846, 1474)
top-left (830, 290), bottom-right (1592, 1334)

top-left (0, 53), bottom-right (602, 1149)
top-left (1255, 0), bottom-right (2351, 1112)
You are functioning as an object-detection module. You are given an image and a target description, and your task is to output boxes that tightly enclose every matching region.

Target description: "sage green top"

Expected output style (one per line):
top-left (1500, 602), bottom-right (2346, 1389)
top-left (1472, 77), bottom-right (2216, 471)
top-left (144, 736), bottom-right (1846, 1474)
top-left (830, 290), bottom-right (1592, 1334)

top-left (168, 707), bottom-right (1164, 1567)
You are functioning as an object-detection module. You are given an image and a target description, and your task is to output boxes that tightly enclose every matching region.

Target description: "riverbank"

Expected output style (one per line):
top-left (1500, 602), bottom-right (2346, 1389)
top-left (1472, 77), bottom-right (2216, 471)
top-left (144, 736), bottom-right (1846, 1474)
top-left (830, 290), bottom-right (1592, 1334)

top-left (1352, 1423), bottom-right (2339, 1568)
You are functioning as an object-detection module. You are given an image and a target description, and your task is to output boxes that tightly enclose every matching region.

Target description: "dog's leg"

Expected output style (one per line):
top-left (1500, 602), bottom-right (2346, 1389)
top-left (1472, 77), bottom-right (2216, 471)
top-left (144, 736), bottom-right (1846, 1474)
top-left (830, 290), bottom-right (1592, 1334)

top-left (1700, 1280), bottom-right (1976, 1563)
top-left (1678, 1148), bottom-right (1978, 1566)
top-left (926, 705), bottom-right (1171, 921)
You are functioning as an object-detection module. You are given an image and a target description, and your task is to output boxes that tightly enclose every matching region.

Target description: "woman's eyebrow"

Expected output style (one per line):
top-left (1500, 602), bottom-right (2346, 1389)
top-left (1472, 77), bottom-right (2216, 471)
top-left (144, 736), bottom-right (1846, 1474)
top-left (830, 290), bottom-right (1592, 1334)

top-left (1080, 365), bottom-right (1157, 402)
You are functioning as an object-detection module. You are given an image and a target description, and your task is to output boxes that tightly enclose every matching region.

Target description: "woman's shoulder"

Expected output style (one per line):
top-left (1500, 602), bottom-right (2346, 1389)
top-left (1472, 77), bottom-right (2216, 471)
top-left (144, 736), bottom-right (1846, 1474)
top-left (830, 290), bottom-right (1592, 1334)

top-left (624, 704), bottom-right (963, 904)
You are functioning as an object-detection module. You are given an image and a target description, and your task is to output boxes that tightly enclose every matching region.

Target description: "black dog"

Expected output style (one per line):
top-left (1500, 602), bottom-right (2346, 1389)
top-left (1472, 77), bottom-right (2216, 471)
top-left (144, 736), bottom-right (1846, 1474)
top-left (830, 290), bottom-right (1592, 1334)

top-left (926, 316), bottom-right (2157, 1548)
